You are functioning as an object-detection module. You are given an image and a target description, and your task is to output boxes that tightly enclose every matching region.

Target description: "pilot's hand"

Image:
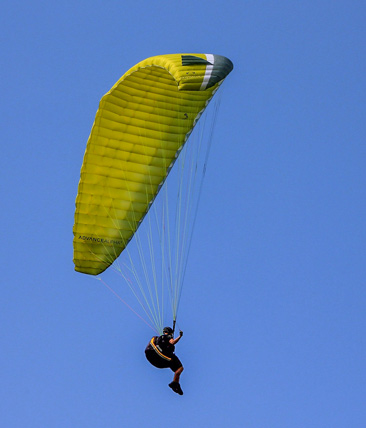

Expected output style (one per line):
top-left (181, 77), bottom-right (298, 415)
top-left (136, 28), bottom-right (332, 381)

top-left (179, 330), bottom-right (183, 337)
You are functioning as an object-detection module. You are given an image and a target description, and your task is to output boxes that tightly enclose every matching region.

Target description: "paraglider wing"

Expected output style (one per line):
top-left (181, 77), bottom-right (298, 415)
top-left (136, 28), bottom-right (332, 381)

top-left (73, 53), bottom-right (233, 275)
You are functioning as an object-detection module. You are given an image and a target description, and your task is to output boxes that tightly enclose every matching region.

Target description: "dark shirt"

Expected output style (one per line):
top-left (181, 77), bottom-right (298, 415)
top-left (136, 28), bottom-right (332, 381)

top-left (155, 334), bottom-right (175, 357)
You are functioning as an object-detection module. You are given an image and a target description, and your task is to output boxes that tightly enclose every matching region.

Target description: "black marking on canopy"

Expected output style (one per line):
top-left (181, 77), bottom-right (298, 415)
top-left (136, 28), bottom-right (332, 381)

top-left (181, 55), bottom-right (212, 66)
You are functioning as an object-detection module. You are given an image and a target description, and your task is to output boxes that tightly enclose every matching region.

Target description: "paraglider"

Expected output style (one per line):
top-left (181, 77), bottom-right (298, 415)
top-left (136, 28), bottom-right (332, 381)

top-left (145, 327), bottom-right (184, 394)
top-left (73, 53), bottom-right (233, 392)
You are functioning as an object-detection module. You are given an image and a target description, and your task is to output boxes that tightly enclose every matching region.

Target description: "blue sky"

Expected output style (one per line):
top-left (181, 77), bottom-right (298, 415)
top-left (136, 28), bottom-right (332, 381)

top-left (1, 1), bottom-right (365, 427)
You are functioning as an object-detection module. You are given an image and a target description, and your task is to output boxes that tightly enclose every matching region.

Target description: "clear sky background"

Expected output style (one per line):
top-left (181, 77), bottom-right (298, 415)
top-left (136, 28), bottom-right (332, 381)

top-left (1, 1), bottom-right (365, 427)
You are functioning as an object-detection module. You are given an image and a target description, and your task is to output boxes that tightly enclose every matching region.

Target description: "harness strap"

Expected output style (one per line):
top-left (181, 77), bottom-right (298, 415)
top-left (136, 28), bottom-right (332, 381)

top-left (150, 337), bottom-right (172, 361)
top-left (172, 319), bottom-right (176, 335)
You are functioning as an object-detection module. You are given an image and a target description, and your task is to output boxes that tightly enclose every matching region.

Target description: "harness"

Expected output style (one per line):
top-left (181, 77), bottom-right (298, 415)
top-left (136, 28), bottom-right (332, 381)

top-left (150, 337), bottom-right (172, 361)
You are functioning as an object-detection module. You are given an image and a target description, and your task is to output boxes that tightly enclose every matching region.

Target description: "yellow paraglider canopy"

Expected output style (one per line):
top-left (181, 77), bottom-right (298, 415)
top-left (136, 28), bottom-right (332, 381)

top-left (73, 53), bottom-right (233, 275)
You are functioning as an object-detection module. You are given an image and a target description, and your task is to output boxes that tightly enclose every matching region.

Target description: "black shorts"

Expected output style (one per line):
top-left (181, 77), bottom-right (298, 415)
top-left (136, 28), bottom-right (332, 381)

top-left (169, 354), bottom-right (183, 372)
top-left (145, 347), bottom-right (183, 372)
